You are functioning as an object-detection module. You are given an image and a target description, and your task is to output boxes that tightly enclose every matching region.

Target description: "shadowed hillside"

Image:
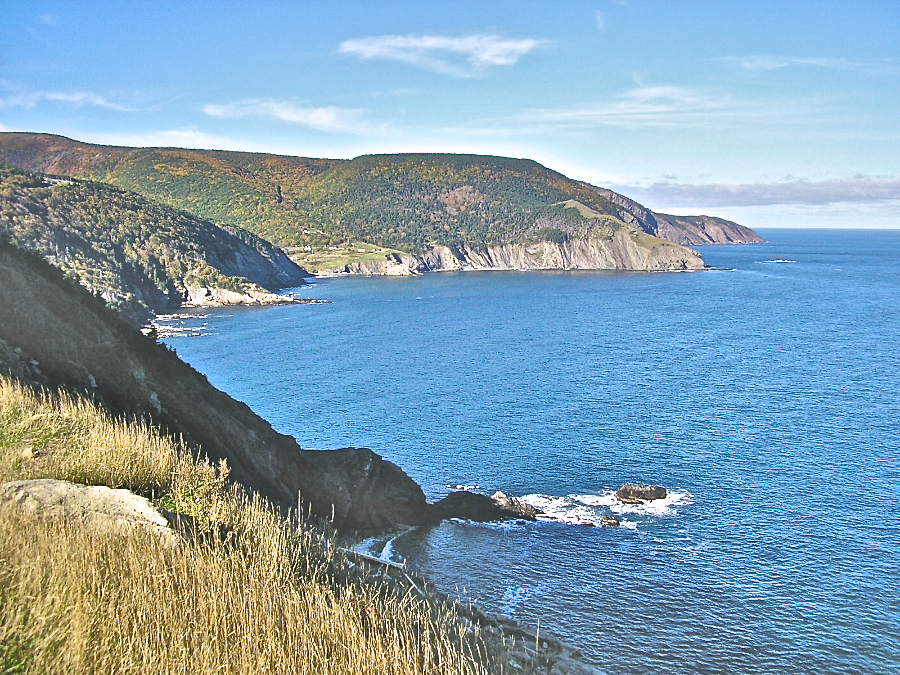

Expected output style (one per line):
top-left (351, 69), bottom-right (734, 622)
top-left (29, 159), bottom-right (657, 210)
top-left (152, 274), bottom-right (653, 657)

top-left (0, 237), bottom-right (428, 530)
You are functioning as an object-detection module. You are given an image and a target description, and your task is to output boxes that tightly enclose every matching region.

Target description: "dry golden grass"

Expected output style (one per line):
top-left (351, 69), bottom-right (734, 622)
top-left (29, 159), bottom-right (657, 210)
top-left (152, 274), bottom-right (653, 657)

top-left (0, 377), bottom-right (498, 675)
top-left (0, 377), bottom-right (176, 492)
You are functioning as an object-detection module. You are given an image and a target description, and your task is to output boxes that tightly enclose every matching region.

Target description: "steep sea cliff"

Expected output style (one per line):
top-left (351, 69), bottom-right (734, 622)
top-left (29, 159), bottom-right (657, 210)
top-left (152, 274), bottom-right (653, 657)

top-left (323, 230), bottom-right (705, 276)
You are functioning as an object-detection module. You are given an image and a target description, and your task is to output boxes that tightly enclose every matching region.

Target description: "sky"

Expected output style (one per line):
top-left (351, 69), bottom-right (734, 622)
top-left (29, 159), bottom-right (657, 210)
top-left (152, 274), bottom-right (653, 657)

top-left (1, 0), bottom-right (898, 229)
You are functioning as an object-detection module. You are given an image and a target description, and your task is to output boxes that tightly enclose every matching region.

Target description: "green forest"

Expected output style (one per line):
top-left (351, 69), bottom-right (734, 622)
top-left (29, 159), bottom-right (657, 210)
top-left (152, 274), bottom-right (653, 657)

top-left (0, 134), bottom-right (641, 253)
top-left (0, 167), bottom-right (304, 321)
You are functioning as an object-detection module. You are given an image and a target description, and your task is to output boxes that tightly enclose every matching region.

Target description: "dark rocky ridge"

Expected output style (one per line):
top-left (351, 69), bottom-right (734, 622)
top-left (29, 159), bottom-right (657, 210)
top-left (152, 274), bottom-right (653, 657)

top-left (0, 238), bottom-right (427, 530)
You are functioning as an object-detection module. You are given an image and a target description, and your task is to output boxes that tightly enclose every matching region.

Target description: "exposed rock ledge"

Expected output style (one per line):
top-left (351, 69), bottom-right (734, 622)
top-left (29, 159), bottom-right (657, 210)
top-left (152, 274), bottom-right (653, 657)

top-left (615, 483), bottom-right (667, 504)
top-left (431, 490), bottom-right (540, 522)
top-left (182, 284), bottom-right (327, 308)
top-left (321, 231), bottom-right (704, 277)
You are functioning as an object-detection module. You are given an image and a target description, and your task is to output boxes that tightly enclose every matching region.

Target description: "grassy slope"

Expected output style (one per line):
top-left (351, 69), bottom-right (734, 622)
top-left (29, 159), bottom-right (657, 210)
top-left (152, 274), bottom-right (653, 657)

top-left (0, 377), bottom-right (495, 675)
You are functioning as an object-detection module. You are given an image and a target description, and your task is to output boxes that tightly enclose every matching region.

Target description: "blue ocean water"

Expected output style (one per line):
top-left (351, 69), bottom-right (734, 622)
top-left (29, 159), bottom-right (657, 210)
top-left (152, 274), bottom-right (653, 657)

top-left (164, 229), bottom-right (900, 674)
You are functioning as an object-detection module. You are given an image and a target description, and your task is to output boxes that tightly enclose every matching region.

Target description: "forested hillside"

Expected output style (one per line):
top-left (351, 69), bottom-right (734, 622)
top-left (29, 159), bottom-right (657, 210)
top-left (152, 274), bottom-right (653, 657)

top-left (0, 167), bottom-right (307, 321)
top-left (0, 133), bottom-right (762, 257)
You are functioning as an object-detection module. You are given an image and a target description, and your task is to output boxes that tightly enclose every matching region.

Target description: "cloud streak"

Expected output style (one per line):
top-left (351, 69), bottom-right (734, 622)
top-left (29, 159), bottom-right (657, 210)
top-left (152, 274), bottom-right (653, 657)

top-left (514, 85), bottom-right (795, 129)
top-left (613, 177), bottom-right (900, 207)
top-left (338, 34), bottom-right (543, 77)
top-left (203, 99), bottom-right (369, 134)
top-left (0, 91), bottom-right (134, 111)
top-left (724, 55), bottom-right (897, 74)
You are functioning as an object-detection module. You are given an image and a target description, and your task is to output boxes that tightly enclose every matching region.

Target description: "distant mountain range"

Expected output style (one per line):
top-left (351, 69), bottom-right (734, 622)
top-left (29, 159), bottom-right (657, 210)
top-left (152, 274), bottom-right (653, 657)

top-left (0, 132), bottom-right (762, 259)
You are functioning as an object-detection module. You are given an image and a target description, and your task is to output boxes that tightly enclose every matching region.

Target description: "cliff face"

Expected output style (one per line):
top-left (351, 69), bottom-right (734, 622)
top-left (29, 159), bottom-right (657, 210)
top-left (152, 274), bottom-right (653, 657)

top-left (421, 231), bottom-right (704, 272)
top-left (651, 213), bottom-right (765, 245)
top-left (324, 217), bottom-right (704, 276)
top-left (0, 239), bottom-right (428, 530)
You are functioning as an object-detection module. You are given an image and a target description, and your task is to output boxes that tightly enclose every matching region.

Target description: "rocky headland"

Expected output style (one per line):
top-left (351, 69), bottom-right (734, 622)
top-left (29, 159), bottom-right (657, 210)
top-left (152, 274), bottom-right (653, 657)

top-left (0, 238), bottom-right (673, 536)
top-left (0, 167), bottom-right (314, 323)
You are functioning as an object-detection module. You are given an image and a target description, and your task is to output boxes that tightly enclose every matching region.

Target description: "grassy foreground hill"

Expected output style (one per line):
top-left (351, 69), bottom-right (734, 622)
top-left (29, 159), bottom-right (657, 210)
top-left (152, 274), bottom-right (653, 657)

top-left (0, 376), bottom-right (501, 675)
top-left (0, 229), bottom-right (597, 674)
top-left (0, 167), bottom-right (308, 322)
top-left (0, 133), bottom-right (762, 269)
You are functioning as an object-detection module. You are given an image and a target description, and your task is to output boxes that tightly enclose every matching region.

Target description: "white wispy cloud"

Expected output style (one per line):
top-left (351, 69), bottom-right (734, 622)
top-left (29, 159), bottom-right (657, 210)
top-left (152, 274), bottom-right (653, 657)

top-left (612, 177), bottom-right (900, 207)
top-left (203, 99), bottom-right (369, 134)
top-left (0, 91), bottom-right (134, 111)
top-left (338, 34), bottom-right (543, 77)
top-left (515, 85), bottom-right (788, 129)
top-left (724, 55), bottom-right (897, 73)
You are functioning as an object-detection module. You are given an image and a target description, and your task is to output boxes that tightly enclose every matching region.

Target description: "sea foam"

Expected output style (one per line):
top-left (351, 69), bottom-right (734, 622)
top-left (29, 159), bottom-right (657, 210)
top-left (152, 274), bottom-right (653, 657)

top-left (518, 489), bottom-right (694, 527)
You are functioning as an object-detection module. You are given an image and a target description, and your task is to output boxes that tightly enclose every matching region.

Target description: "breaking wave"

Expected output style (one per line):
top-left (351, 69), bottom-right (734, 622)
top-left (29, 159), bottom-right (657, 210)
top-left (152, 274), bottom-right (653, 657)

top-left (518, 489), bottom-right (693, 527)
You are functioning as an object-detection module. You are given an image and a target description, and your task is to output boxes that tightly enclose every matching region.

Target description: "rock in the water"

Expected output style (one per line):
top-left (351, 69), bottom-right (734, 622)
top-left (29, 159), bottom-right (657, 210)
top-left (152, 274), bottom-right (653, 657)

top-left (431, 490), bottom-right (539, 522)
top-left (491, 491), bottom-right (541, 519)
top-left (599, 516), bottom-right (620, 527)
top-left (0, 479), bottom-right (178, 543)
top-left (615, 483), bottom-right (667, 504)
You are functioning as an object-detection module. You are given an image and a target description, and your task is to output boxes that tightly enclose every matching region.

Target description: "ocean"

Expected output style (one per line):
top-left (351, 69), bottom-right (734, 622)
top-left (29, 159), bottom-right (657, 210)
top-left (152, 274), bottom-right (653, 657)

top-left (162, 229), bottom-right (900, 674)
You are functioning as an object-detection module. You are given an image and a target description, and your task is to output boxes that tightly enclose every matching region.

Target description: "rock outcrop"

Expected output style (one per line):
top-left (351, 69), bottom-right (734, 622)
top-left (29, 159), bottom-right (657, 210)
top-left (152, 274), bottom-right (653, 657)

top-left (0, 479), bottom-right (179, 543)
top-left (431, 490), bottom-right (540, 522)
top-left (615, 483), bottom-right (668, 504)
top-left (298, 448), bottom-right (431, 530)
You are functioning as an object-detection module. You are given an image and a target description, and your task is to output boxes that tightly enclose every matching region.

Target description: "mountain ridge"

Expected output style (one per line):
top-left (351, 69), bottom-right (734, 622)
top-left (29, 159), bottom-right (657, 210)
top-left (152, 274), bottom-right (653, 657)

top-left (0, 133), bottom-right (763, 269)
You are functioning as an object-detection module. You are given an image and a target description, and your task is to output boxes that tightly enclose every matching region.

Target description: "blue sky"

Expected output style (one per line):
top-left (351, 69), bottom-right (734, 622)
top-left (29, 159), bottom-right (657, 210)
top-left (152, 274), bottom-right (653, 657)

top-left (1, 0), bottom-right (898, 228)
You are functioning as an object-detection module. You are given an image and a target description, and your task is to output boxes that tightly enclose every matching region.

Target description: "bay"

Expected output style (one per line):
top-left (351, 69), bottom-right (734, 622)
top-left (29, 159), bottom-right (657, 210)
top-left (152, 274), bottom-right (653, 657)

top-left (164, 229), bottom-right (900, 674)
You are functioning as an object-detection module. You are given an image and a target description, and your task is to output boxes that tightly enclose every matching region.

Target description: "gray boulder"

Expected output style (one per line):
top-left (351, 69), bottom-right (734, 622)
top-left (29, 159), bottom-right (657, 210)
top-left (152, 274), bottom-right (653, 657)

top-left (491, 491), bottom-right (541, 519)
top-left (0, 479), bottom-right (178, 543)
